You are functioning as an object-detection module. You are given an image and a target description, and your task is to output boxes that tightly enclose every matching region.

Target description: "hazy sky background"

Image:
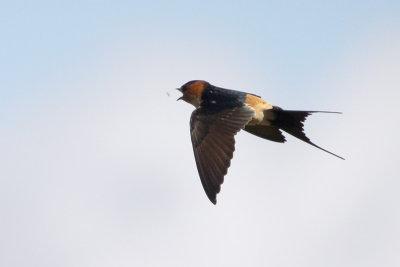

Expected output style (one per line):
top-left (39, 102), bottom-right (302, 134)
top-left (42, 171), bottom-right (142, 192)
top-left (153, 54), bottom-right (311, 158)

top-left (1, 1), bottom-right (399, 266)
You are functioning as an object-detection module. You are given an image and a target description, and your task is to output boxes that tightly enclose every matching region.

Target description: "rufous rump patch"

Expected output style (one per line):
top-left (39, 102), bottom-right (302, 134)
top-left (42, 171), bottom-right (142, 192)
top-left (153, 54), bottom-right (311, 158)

top-left (245, 94), bottom-right (274, 125)
top-left (245, 94), bottom-right (267, 107)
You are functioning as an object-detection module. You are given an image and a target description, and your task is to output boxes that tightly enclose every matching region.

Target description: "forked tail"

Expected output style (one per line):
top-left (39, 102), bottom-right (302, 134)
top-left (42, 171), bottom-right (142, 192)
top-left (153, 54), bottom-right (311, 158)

top-left (271, 107), bottom-right (344, 160)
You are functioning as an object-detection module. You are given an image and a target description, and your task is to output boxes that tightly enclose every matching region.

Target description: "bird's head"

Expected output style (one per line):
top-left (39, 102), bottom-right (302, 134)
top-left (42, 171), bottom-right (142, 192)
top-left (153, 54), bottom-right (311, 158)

top-left (177, 80), bottom-right (209, 108)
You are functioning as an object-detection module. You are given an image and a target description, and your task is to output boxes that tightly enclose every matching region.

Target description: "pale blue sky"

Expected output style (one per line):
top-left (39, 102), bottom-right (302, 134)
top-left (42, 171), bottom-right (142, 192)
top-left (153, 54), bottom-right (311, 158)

top-left (1, 1), bottom-right (400, 267)
top-left (2, 1), bottom-right (399, 91)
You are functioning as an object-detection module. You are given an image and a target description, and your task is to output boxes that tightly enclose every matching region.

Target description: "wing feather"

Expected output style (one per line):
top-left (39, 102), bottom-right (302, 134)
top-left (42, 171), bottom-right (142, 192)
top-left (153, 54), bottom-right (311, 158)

top-left (190, 106), bottom-right (254, 204)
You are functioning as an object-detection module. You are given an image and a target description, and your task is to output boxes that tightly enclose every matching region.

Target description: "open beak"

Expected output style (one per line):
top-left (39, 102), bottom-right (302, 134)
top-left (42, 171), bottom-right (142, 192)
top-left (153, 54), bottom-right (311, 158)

top-left (176, 88), bottom-right (183, 101)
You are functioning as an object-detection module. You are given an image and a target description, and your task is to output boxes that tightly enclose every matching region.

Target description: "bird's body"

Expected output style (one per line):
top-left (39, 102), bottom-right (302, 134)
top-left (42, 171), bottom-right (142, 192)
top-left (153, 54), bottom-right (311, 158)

top-left (178, 80), bottom-right (343, 204)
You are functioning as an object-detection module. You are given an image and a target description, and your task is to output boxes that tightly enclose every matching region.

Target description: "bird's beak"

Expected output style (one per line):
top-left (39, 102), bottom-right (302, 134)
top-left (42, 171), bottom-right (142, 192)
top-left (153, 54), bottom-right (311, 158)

top-left (176, 88), bottom-right (183, 101)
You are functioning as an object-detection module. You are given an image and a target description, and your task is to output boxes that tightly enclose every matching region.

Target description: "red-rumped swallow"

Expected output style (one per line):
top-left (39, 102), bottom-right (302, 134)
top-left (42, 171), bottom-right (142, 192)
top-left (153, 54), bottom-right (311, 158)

top-left (177, 80), bottom-right (343, 204)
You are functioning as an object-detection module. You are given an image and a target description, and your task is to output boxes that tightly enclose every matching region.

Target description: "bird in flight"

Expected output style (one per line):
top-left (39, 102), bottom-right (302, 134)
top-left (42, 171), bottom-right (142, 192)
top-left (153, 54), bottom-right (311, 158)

top-left (177, 80), bottom-right (343, 204)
